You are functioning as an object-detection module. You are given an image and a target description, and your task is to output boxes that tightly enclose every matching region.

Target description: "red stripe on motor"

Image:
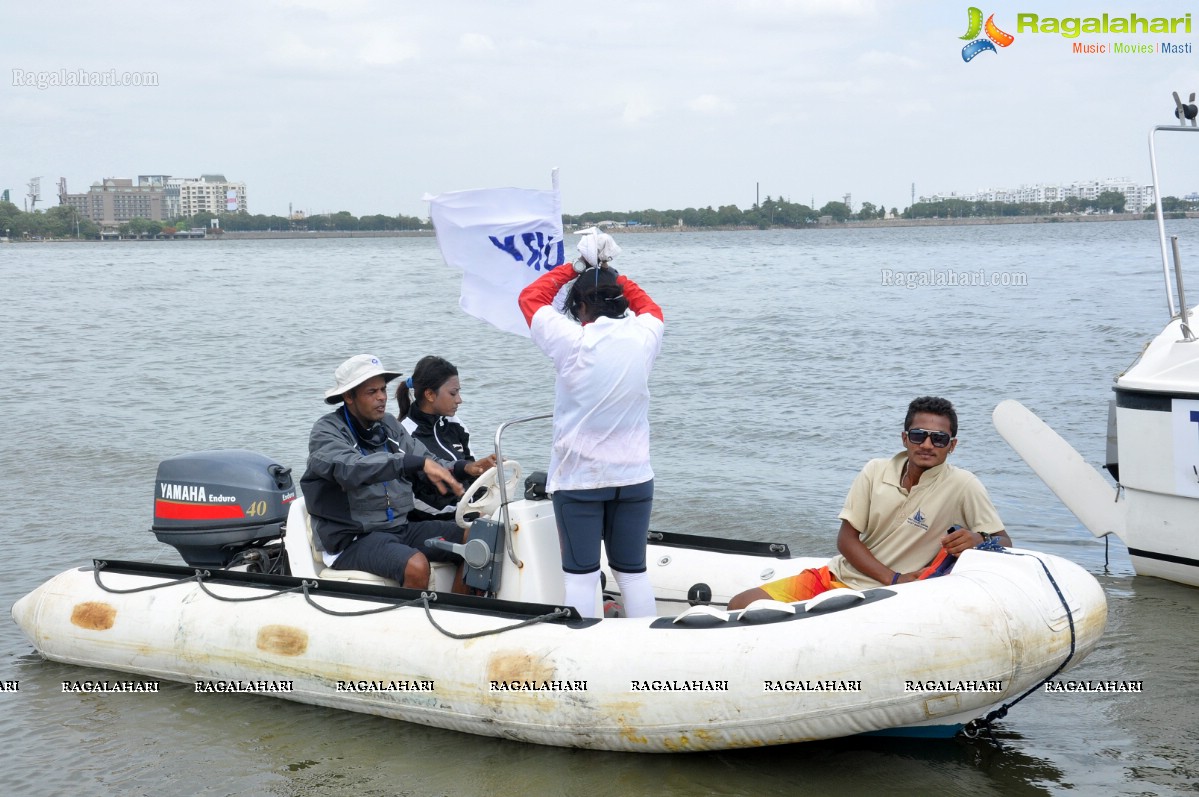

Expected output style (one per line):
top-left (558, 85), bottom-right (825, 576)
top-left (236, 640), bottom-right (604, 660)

top-left (155, 500), bottom-right (246, 521)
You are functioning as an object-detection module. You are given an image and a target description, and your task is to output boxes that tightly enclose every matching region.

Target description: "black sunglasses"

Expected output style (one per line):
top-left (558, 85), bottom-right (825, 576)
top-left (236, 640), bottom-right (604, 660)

top-left (906, 428), bottom-right (954, 448)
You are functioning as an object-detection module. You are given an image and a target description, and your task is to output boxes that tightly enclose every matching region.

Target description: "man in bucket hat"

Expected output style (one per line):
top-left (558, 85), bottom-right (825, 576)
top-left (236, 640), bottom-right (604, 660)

top-left (300, 354), bottom-right (495, 589)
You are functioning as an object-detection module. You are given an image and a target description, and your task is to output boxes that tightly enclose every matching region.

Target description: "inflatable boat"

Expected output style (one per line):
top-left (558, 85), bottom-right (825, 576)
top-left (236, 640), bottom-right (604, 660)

top-left (11, 416), bottom-right (1108, 752)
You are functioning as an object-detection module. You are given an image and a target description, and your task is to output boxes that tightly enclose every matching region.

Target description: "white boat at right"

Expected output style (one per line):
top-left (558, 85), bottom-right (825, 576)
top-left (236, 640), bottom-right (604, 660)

top-left (995, 98), bottom-right (1199, 588)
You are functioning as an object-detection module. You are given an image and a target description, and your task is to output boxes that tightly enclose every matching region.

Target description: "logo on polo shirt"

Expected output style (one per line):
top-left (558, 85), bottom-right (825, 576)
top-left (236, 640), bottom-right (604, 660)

top-left (907, 509), bottom-right (930, 530)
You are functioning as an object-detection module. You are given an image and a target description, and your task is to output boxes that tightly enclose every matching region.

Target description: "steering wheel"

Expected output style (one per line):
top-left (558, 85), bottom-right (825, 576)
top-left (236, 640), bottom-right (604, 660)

top-left (455, 461), bottom-right (523, 528)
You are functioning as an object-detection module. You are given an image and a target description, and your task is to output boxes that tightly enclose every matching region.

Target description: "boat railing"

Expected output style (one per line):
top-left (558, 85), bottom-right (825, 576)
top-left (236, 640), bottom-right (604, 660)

top-left (1169, 235), bottom-right (1194, 340)
top-left (1148, 123), bottom-right (1199, 341)
top-left (492, 413), bottom-right (553, 567)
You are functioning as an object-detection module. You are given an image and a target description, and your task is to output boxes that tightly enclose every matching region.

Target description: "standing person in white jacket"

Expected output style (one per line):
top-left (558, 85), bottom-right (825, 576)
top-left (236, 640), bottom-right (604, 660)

top-left (517, 232), bottom-right (665, 618)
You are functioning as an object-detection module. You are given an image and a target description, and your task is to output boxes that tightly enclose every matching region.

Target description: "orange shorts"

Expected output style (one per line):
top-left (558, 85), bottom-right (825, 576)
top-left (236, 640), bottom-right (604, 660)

top-left (760, 565), bottom-right (848, 603)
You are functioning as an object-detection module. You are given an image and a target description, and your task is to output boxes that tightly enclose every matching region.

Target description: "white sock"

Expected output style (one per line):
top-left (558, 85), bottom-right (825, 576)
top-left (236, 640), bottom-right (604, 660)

top-left (612, 570), bottom-right (657, 618)
top-left (563, 570), bottom-right (602, 619)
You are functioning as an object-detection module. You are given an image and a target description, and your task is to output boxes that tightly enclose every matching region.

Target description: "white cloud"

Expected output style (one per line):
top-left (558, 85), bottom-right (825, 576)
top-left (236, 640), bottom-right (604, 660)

top-left (621, 95), bottom-right (656, 126)
top-left (688, 94), bottom-right (734, 115)
top-left (731, 0), bottom-right (878, 19)
top-left (856, 50), bottom-right (922, 70)
top-left (268, 32), bottom-right (337, 68)
top-left (357, 33), bottom-right (419, 67)
top-left (268, 0), bottom-right (374, 15)
top-left (457, 33), bottom-right (497, 55)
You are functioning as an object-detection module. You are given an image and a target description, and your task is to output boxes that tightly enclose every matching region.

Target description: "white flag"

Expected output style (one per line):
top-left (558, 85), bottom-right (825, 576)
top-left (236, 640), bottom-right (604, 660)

top-left (425, 173), bottom-right (565, 337)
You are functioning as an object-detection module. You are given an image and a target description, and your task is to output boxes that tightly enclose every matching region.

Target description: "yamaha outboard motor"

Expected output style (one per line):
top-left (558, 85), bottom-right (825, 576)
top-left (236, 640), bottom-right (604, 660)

top-left (151, 449), bottom-right (294, 572)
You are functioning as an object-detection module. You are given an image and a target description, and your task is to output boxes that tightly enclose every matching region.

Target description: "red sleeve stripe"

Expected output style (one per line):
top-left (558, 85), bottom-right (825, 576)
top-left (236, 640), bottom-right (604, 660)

top-left (518, 263), bottom-right (577, 325)
top-left (617, 275), bottom-right (664, 322)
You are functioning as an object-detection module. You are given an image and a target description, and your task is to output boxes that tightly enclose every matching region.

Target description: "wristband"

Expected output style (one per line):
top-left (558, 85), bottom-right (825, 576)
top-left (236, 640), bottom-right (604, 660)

top-left (890, 572), bottom-right (900, 585)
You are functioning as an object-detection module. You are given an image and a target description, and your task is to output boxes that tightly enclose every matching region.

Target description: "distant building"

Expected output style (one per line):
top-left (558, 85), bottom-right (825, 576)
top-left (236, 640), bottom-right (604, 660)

top-left (138, 175), bottom-right (181, 218)
top-left (177, 174), bottom-right (247, 217)
top-left (60, 173), bottom-right (249, 226)
top-left (918, 178), bottom-right (1156, 213)
top-left (61, 178), bottom-right (165, 226)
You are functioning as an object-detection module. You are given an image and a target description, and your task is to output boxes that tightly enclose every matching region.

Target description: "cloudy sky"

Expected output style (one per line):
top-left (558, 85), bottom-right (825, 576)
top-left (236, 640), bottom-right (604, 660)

top-left (4, 0), bottom-right (1198, 219)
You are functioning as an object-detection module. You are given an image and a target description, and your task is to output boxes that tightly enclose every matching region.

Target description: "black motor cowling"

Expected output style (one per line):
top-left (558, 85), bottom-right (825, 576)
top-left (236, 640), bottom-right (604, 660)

top-left (151, 449), bottom-right (295, 568)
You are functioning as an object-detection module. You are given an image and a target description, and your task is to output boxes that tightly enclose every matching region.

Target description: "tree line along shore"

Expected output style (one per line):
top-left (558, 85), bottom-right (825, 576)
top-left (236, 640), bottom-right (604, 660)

top-left (2, 195), bottom-right (1197, 242)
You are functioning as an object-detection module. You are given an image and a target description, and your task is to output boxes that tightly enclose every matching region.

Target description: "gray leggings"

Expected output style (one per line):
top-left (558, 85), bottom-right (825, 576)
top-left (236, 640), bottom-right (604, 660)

top-left (552, 479), bottom-right (653, 574)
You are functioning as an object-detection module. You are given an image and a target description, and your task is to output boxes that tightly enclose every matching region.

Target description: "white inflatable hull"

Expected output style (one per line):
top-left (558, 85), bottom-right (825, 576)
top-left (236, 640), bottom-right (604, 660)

top-left (12, 546), bottom-right (1106, 752)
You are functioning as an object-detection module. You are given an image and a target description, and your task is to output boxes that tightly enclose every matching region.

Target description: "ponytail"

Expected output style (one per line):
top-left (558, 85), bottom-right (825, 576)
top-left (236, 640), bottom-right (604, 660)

top-left (395, 376), bottom-right (414, 418)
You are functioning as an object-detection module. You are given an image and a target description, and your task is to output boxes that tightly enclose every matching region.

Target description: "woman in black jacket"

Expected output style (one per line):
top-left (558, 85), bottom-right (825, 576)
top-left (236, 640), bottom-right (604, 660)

top-left (396, 356), bottom-right (495, 521)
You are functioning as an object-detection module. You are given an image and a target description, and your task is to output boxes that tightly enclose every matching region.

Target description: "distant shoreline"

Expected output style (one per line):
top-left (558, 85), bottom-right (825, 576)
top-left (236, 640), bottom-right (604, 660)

top-left (7, 212), bottom-right (1198, 243)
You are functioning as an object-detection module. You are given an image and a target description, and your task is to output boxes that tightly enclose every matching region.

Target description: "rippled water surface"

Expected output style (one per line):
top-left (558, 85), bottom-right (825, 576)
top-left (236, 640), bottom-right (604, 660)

top-left (2, 223), bottom-right (1198, 795)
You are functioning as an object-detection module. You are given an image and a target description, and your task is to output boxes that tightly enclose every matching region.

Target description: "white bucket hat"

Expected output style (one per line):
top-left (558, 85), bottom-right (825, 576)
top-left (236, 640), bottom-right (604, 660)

top-left (324, 354), bottom-right (402, 404)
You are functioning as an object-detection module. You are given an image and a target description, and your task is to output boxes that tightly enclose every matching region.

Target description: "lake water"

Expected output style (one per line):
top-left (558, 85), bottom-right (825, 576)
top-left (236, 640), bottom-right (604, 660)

top-left (2, 223), bottom-right (1198, 796)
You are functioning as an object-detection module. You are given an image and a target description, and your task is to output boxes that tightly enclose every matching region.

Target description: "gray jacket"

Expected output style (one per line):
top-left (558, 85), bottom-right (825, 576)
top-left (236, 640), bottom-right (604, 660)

top-left (299, 408), bottom-right (466, 553)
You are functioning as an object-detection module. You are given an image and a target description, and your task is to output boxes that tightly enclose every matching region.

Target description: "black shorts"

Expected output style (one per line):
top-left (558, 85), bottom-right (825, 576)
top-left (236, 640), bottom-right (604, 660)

top-left (331, 520), bottom-right (465, 585)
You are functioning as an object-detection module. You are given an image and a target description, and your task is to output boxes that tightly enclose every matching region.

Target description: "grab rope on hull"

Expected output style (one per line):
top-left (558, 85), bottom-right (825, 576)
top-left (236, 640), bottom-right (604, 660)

top-left (90, 560), bottom-right (570, 638)
top-left (94, 562), bottom-right (311, 601)
top-left (418, 595), bottom-right (572, 639)
top-left (960, 547), bottom-right (1077, 741)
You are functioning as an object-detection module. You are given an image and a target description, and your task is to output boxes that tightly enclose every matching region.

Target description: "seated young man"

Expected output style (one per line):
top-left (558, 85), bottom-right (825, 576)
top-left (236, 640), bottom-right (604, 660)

top-left (728, 396), bottom-right (1010, 609)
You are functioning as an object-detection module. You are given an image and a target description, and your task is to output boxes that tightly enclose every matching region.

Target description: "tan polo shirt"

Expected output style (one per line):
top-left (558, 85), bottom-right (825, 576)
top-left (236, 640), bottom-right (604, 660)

top-left (826, 453), bottom-right (1005, 590)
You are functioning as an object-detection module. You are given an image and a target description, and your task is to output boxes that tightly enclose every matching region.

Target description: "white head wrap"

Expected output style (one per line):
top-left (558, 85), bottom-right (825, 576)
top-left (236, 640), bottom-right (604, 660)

top-left (576, 230), bottom-right (621, 267)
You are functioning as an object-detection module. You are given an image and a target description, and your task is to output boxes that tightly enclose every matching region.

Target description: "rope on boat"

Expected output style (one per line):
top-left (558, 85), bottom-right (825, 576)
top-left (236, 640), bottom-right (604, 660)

top-left (960, 547), bottom-right (1077, 741)
top-left (93, 561), bottom-right (210, 594)
top-left (92, 561), bottom-right (311, 601)
top-left (299, 580), bottom-right (425, 617)
top-left (419, 593), bottom-right (573, 640)
top-left (91, 563), bottom-right (570, 630)
top-left (197, 578), bottom-right (308, 602)
top-left (296, 585), bottom-right (571, 630)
